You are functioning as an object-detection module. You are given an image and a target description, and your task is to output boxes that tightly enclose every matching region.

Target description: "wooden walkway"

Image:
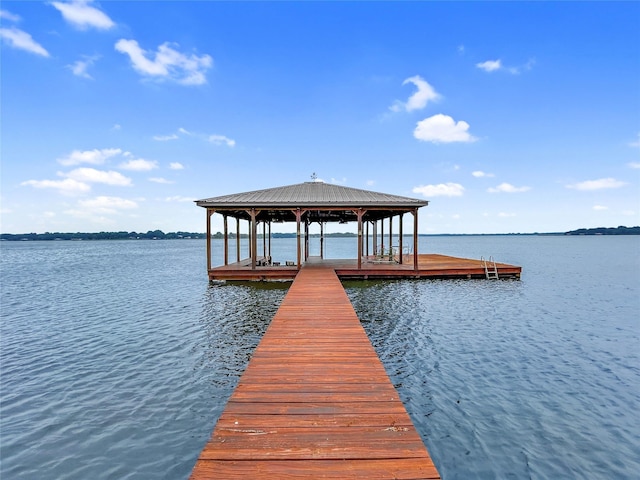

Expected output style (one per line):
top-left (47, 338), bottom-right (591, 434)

top-left (190, 264), bottom-right (441, 479)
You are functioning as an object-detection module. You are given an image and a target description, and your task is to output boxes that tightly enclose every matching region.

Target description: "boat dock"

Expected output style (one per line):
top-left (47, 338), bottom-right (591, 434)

top-left (208, 253), bottom-right (522, 282)
top-left (190, 263), bottom-right (441, 479)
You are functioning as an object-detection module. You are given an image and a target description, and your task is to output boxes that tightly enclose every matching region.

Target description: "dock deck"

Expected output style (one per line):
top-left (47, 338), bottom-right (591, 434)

top-left (209, 253), bottom-right (521, 281)
top-left (190, 264), bottom-right (441, 479)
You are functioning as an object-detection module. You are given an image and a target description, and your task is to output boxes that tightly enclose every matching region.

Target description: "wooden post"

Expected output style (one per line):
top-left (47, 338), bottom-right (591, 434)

top-left (413, 208), bottom-right (419, 272)
top-left (223, 214), bottom-right (228, 266)
top-left (389, 215), bottom-right (393, 260)
top-left (262, 221), bottom-right (266, 259)
top-left (365, 221), bottom-right (369, 257)
top-left (268, 221), bottom-right (272, 259)
top-left (236, 217), bottom-right (240, 263)
top-left (320, 222), bottom-right (324, 259)
top-left (250, 209), bottom-right (257, 270)
top-left (380, 220), bottom-right (384, 257)
top-left (206, 208), bottom-right (213, 272)
top-left (304, 220), bottom-right (309, 261)
top-left (372, 221), bottom-right (377, 256)
top-left (399, 213), bottom-right (404, 265)
top-left (357, 209), bottom-right (363, 270)
top-left (296, 208), bottom-right (301, 269)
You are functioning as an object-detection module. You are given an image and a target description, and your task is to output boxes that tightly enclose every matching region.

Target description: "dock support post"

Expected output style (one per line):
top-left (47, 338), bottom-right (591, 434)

top-left (412, 208), bottom-right (419, 272)
top-left (320, 222), bottom-right (324, 259)
top-left (399, 213), bottom-right (404, 265)
top-left (223, 214), bottom-right (228, 266)
top-left (206, 208), bottom-right (214, 272)
top-left (357, 209), bottom-right (363, 270)
top-left (296, 208), bottom-right (301, 269)
top-left (250, 209), bottom-right (257, 270)
top-left (236, 217), bottom-right (240, 263)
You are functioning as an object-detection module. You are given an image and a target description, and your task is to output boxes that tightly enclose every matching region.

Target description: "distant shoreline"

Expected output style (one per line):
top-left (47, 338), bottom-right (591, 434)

top-left (1, 226), bottom-right (638, 241)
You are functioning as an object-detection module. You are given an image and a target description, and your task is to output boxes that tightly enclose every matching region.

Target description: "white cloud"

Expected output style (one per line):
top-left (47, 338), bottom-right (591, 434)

top-left (366, 180), bottom-right (376, 186)
top-left (477, 58), bottom-right (535, 74)
top-left (153, 133), bottom-right (179, 141)
top-left (413, 183), bottom-right (465, 197)
top-left (488, 183), bottom-right (531, 193)
top-left (628, 162), bottom-right (640, 169)
top-left (472, 170), bottom-right (494, 178)
top-left (169, 162), bottom-right (184, 170)
top-left (629, 132), bottom-right (640, 148)
top-left (566, 178), bottom-right (626, 191)
top-left (64, 168), bottom-right (132, 186)
top-left (67, 55), bottom-right (99, 79)
top-left (208, 134), bottom-right (235, 147)
top-left (0, 27), bottom-right (49, 57)
top-left (51, 0), bottom-right (115, 30)
top-left (115, 39), bottom-right (213, 85)
top-left (498, 212), bottom-right (517, 217)
top-left (119, 158), bottom-right (158, 171)
top-left (476, 59), bottom-right (502, 72)
top-left (57, 148), bottom-right (122, 166)
top-left (178, 127), bottom-right (192, 135)
top-left (457, 45), bottom-right (465, 55)
top-left (165, 195), bottom-right (194, 202)
top-left (414, 114), bottom-right (477, 144)
top-left (78, 196), bottom-right (138, 214)
top-left (21, 178), bottom-right (90, 194)
top-left (111, 124), bottom-right (121, 131)
top-left (593, 205), bottom-right (608, 211)
top-left (390, 75), bottom-right (440, 112)
top-left (149, 177), bottom-right (174, 184)
top-left (1, 9), bottom-right (21, 22)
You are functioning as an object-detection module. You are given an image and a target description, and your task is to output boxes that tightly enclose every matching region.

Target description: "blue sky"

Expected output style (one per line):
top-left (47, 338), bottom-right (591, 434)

top-left (1, 1), bottom-right (639, 234)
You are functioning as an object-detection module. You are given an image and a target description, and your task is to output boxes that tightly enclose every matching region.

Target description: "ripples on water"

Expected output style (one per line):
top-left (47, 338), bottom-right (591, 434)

top-left (2, 236), bottom-right (639, 479)
top-left (1, 240), bottom-right (286, 479)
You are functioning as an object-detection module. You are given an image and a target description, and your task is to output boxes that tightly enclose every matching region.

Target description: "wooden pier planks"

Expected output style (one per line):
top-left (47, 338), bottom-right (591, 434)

top-left (190, 265), bottom-right (441, 479)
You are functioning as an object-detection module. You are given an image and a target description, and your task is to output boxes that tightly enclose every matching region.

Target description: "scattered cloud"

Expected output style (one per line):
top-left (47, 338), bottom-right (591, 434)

top-left (115, 39), bottom-right (213, 85)
top-left (593, 205), bottom-right (608, 211)
top-left (457, 45), bottom-right (465, 55)
top-left (0, 27), bottom-right (49, 57)
top-left (476, 59), bottom-right (502, 72)
top-left (414, 114), bottom-right (477, 144)
top-left (78, 196), bottom-right (138, 213)
top-left (51, 0), bottom-right (115, 31)
top-left (21, 178), bottom-right (90, 194)
top-left (390, 75), bottom-right (440, 112)
top-left (1, 9), bottom-right (21, 22)
top-left (149, 177), bottom-right (174, 184)
top-left (208, 134), bottom-right (235, 147)
top-left (488, 183), bottom-right (531, 193)
top-left (153, 133), bottom-right (179, 141)
top-left (118, 158), bottom-right (158, 171)
top-left (628, 161), bottom-right (640, 169)
top-left (111, 124), bottom-right (121, 131)
top-left (57, 148), bottom-right (122, 166)
top-left (366, 180), bottom-right (376, 186)
top-left (63, 167), bottom-right (132, 186)
top-left (169, 162), bottom-right (184, 170)
top-left (566, 178), bottom-right (626, 191)
top-left (476, 58), bottom-right (535, 74)
top-left (413, 183), bottom-right (465, 197)
top-left (472, 170), bottom-right (495, 178)
top-left (498, 212), bottom-right (517, 217)
top-left (67, 55), bottom-right (100, 79)
top-left (629, 132), bottom-right (640, 148)
top-left (165, 195), bottom-right (194, 202)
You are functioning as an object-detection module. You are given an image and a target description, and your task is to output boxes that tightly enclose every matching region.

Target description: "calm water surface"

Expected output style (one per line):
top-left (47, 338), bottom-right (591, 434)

top-left (1, 236), bottom-right (639, 479)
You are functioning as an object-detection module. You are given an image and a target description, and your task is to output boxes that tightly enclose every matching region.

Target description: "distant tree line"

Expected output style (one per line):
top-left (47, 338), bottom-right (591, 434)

top-left (0, 230), bottom-right (206, 241)
top-left (565, 226), bottom-right (640, 235)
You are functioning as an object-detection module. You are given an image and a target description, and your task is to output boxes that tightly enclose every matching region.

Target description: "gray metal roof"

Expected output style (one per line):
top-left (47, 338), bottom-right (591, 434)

top-left (195, 182), bottom-right (428, 208)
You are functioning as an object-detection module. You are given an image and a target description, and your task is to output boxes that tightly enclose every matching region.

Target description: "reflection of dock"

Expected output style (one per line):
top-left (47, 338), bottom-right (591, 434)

top-left (208, 254), bottom-right (522, 282)
top-left (190, 265), bottom-right (441, 479)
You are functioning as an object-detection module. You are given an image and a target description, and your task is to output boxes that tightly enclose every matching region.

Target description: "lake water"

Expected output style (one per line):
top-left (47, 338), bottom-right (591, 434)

top-left (1, 236), bottom-right (638, 479)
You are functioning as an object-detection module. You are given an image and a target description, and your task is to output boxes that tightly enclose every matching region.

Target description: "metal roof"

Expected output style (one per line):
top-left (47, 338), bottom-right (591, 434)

top-left (195, 182), bottom-right (428, 208)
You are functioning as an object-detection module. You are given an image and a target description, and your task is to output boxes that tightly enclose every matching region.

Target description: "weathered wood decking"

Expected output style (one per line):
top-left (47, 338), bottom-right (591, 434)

top-left (190, 264), bottom-right (441, 479)
top-left (209, 253), bottom-right (521, 281)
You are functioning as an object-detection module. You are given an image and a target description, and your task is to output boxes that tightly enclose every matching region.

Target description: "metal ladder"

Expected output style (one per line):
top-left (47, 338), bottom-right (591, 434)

top-left (481, 256), bottom-right (499, 280)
